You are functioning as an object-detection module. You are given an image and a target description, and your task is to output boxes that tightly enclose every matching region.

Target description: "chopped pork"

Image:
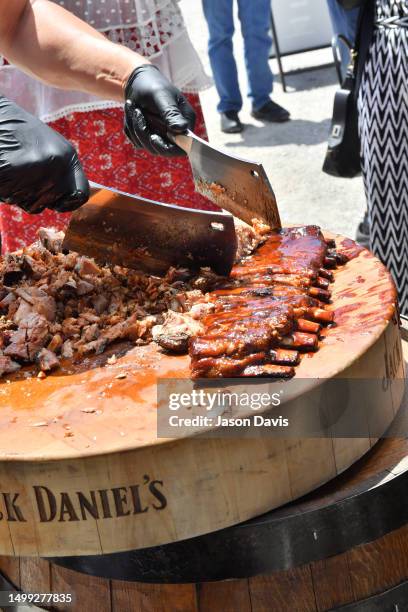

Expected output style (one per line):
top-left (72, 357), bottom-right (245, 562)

top-left (233, 217), bottom-right (270, 261)
top-left (0, 222), bottom-right (263, 377)
top-left (36, 348), bottom-right (60, 372)
top-left (152, 311), bottom-right (204, 353)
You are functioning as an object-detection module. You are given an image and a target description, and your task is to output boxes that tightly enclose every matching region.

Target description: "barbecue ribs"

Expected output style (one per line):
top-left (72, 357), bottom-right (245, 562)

top-left (0, 224), bottom-right (346, 380)
top-left (190, 226), bottom-right (345, 378)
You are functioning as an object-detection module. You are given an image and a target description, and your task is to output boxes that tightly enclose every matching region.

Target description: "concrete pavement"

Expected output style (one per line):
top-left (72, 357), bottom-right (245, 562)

top-left (180, 1), bottom-right (366, 239)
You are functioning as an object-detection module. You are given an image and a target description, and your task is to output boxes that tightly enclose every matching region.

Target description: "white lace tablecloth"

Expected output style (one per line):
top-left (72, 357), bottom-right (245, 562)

top-left (0, 0), bottom-right (211, 121)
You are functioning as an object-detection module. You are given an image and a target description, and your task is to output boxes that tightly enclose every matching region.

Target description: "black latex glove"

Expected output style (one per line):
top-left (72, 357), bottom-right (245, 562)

top-left (124, 64), bottom-right (196, 157)
top-left (0, 96), bottom-right (89, 214)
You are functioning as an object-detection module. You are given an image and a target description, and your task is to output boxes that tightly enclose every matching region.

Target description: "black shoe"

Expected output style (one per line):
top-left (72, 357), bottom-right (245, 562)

top-left (220, 111), bottom-right (243, 134)
top-left (251, 100), bottom-right (290, 122)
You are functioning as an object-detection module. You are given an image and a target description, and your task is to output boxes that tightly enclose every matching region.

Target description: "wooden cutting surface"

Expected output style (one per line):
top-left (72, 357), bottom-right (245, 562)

top-left (0, 232), bottom-right (403, 556)
top-left (2, 435), bottom-right (408, 611)
top-left (0, 233), bottom-right (398, 461)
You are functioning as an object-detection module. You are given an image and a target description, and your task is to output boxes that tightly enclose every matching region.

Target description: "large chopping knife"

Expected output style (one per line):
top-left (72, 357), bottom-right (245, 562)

top-left (170, 130), bottom-right (281, 229)
top-left (62, 183), bottom-right (237, 276)
top-left (63, 130), bottom-right (280, 277)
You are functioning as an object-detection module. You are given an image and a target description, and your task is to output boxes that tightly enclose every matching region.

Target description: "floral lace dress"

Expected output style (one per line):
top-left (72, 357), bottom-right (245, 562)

top-left (0, 0), bottom-right (213, 252)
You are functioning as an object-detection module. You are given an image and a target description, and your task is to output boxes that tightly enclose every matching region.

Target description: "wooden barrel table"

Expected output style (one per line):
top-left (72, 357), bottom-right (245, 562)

top-left (1, 428), bottom-right (408, 611)
top-left (0, 234), bottom-right (403, 558)
top-left (0, 233), bottom-right (406, 610)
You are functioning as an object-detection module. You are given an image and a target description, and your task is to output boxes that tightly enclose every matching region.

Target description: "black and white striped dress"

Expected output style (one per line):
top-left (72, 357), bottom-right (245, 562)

top-left (358, 0), bottom-right (408, 315)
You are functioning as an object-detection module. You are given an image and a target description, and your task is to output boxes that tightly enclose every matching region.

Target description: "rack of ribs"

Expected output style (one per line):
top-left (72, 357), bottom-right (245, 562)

top-left (189, 226), bottom-right (345, 379)
top-left (0, 224), bottom-right (346, 381)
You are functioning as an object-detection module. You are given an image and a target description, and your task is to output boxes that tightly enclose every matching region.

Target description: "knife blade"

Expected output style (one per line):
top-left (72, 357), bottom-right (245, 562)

top-left (62, 183), bottom-right (237, 276)
top-left (171, 130), bottom-right (281, 229)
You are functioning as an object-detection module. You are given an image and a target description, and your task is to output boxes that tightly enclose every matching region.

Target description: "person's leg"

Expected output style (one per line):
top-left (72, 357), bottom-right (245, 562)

top-left (326, 0), bottom-right (359, 43)
top-left (202, 0), bottom-right (242, 114)
top-left (327, 1), bottom-right (364, 241)
top-left (358, 28), bottom-right (408, 315)
top-left (237, 0), bottom-right (273, 111)
top-left (355, 210), bottom-right (370, 249)
top-left (326, 0), bottom-right (359, 77)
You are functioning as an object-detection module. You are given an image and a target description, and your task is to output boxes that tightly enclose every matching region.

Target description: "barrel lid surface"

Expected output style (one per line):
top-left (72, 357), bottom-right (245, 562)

top-left (0, 232), bottom-right (404, 557)
top-left (0, 233), bottom-right (398, 462)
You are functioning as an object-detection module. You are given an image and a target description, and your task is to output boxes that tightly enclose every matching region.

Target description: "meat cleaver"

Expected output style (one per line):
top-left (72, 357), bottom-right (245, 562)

top-left (143, 110), bottom-right (281, 229)
top-left (62, 183), bottom-right (237, 276)
top-left (169, 130), bottom-right (281, 229)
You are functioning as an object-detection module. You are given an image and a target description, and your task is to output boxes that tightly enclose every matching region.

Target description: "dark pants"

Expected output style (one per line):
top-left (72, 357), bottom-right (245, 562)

top-left (326, 0), bottom-right (359, 76)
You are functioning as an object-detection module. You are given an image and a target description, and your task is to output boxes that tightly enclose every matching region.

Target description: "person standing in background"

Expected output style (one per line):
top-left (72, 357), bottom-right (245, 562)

top-left (202, 0), bottom-right (290, 134)
top-left (357, 0), bottom-right (408, 315)
top-left (327, 0), bottom-right (369, 248)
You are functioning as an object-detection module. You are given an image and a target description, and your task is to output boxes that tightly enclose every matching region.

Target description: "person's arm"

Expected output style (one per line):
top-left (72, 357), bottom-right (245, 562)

top-left (0, 0), bottom-right (196, 157)
top-left (0, 0), bottom-right (148, 101)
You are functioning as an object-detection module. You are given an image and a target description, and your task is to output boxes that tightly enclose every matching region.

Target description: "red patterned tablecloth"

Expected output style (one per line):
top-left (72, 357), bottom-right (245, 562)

top-left (0, 93), bottom-right (215, 253)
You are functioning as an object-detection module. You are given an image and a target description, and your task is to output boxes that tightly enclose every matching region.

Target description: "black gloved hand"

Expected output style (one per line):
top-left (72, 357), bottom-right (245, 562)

top-left (124, 64), bottom-right (196, 157)
top-left (0, 96), bottom-right (89, 214)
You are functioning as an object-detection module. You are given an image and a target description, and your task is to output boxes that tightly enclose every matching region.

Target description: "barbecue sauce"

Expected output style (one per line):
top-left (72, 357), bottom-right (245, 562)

top-left (190, 226), bottom-right (337, 378)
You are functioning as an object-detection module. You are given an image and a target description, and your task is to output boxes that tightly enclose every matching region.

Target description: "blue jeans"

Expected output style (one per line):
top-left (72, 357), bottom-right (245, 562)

top-left (326, 0), bottom-right (359, 77)
top-left (202, 0), bottom-right (273, 113)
